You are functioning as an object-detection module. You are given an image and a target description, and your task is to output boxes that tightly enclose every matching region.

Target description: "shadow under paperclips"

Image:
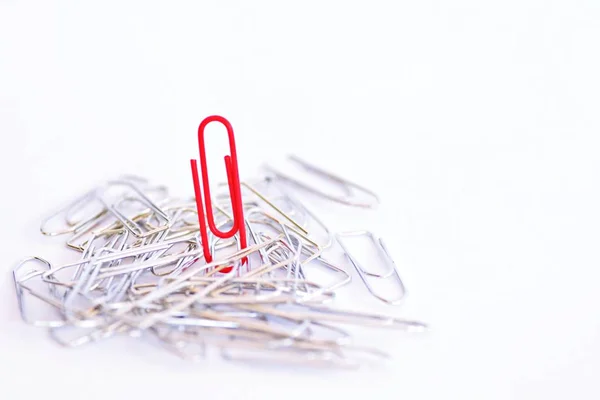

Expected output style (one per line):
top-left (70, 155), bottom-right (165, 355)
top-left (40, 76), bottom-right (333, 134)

top-left (130, 331), bottom-right (367, 375)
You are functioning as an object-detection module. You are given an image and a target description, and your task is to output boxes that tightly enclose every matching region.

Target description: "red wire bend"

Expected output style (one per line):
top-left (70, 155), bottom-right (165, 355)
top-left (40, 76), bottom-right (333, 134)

top-left (190, 115), bottom-right (247, 271)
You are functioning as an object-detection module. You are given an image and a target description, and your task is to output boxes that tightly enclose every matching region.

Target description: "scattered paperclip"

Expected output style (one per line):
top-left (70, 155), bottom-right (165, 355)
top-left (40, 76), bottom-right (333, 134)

top-left (263, 155), bottom-right (380, 208)
top-left (336, 231), bottom-right (407, 305)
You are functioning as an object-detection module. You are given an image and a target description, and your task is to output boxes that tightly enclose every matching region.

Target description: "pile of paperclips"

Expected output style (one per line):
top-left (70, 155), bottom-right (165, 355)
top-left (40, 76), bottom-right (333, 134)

top-left (13, 155), bottom-right (426, 368)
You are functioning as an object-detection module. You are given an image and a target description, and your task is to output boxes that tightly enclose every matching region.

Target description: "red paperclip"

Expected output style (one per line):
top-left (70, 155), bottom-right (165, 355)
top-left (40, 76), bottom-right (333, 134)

top-left (190, 115), bottom-right (247, 272)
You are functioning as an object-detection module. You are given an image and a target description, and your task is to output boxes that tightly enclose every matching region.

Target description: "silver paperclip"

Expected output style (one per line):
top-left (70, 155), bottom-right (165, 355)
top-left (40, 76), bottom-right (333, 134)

top-left (336, 231), bottom-right (406, 305)
top-left (264, 155), bottom-right (380, 208)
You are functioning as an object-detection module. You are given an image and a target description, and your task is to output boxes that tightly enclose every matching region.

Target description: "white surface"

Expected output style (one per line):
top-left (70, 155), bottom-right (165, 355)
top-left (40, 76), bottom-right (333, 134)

top-left (1, 1), bottom-right (600, 399)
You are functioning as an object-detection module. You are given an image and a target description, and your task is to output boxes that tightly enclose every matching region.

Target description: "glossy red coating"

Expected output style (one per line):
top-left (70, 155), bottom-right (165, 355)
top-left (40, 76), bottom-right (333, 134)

top-left (190, 115), bottom-right (247, 272)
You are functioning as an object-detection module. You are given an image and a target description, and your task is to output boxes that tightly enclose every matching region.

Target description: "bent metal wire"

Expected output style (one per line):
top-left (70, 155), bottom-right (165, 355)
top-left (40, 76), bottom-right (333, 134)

top-left (13, 157), bottom-right (425, 368)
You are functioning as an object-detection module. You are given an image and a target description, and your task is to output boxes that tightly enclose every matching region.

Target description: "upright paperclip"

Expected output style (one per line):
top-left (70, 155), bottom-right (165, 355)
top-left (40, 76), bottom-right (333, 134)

top-left (190, 115), bottom-right (247, 271)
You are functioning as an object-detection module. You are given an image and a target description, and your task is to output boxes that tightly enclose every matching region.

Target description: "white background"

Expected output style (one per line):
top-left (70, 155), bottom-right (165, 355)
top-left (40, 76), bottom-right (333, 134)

top-left (1, 1), bottom-right (600, 399)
